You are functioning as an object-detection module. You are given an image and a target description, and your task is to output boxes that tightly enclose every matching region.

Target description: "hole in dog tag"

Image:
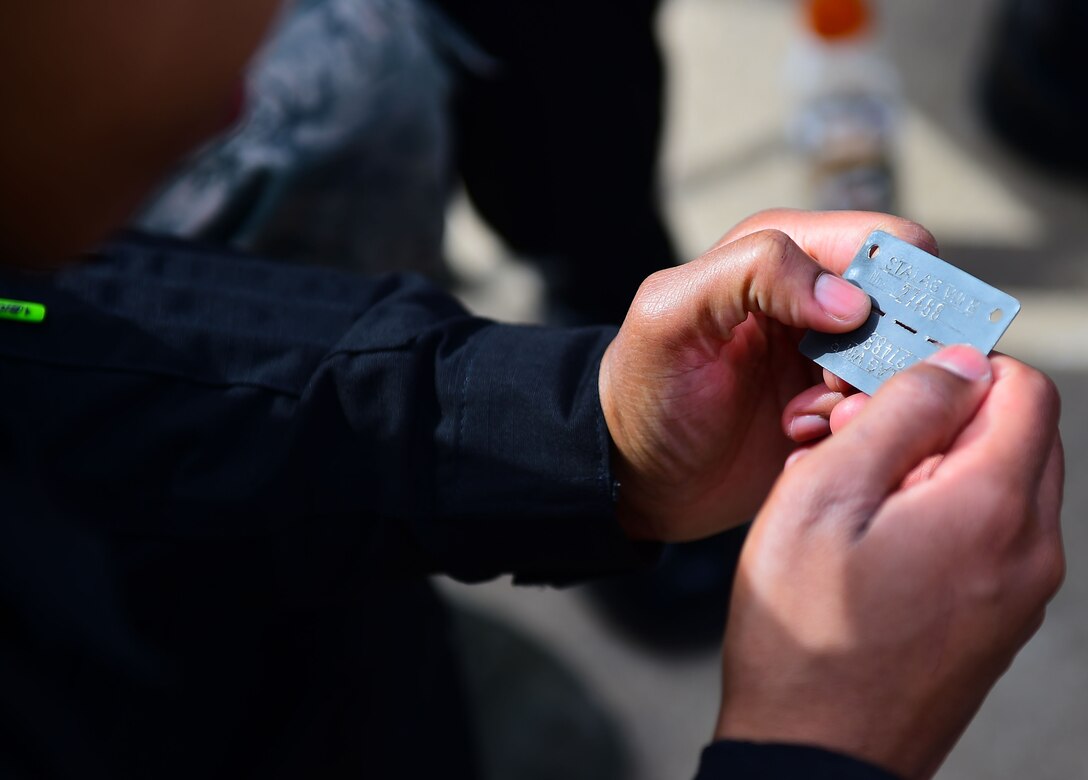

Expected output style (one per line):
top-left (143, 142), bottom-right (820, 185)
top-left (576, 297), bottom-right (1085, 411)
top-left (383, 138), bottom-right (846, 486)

top-left (800, 231), bottom-right (1020, 396)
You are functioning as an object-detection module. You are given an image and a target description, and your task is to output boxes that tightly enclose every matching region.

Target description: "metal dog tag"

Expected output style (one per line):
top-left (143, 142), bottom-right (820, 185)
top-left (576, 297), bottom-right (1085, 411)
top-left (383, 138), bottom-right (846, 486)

top-left (800, 231), bottom-right (1020, 395)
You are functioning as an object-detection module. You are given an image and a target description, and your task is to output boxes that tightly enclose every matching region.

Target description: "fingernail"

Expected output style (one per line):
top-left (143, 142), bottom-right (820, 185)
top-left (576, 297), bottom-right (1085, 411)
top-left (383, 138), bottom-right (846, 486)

top-left (814, 273), bottom-right (869, 321)
top-left (925, 345), bottom-right (992, 382)
top-left (788, 414), bottom-right (830, 442)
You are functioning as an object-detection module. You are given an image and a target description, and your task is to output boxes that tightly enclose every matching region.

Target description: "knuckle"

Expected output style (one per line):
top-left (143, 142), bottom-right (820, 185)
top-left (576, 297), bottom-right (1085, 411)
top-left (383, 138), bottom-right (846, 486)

top-left (975, 480), bottom-right (1030, 547)
top-left (995, 361), bottom-right (1062, 431)
top-left (1025, 368), bottom-right (1061, 419)
top-left (1002, 358), bottom-right (1059, 404)
top-left (975, 507), bottom-right (1065, 605)
top-left (730, 229), bottom-right (801, 309)
top-left (629, 266), bottom-right (686, 321)
top-left (740, 228), bottom-right (793, 269)
top-left (1037, 537), bottom-right (1067, 599)
top-left (965, 568), bottom-right (1007, 608)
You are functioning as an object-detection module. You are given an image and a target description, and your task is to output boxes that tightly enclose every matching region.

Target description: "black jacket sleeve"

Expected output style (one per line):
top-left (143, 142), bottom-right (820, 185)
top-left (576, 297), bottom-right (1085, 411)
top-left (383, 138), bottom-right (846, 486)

top-left (0, 234), bottom-right (656, 778)
top-left (0, 233), bottom-right (650, 585)
top-left (695, 740), bottom-right (902, 780)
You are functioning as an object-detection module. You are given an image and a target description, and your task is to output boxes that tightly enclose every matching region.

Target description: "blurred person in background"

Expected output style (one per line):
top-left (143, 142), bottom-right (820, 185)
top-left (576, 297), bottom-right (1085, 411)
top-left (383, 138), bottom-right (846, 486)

top-left (137, 0), bottom-right (675, 325)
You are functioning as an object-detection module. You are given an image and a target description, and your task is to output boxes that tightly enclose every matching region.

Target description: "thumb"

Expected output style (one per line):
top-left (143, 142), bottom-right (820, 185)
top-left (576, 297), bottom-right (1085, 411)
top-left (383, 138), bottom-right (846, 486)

top-left (628, 229), bottom-right (870, 345)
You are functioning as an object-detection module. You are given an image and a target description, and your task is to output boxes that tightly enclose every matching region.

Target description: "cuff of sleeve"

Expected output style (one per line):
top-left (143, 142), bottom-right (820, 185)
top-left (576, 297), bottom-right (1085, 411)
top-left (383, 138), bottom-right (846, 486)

top-left (432, 322), bottom-right (659, 584)
top-left (695, 740), bottom-right (903, 780)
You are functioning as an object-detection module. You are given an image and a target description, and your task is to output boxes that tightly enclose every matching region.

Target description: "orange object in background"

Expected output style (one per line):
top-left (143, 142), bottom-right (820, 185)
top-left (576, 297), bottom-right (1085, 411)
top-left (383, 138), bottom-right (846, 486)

top-left (805, 0), bottom-right (871, 40)
top-left (785, 0), bottom-right (899, 212)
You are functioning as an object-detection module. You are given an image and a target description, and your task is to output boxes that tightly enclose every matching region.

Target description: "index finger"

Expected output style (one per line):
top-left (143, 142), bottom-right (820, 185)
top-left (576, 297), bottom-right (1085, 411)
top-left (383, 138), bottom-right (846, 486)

top-left (713, 208), bottom-right (940, 275)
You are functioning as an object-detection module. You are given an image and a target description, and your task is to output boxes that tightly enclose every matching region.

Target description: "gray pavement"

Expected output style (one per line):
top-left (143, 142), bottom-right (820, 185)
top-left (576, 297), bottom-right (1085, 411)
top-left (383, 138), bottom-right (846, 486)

top-left (441, 1), bottom-right (1088, 777)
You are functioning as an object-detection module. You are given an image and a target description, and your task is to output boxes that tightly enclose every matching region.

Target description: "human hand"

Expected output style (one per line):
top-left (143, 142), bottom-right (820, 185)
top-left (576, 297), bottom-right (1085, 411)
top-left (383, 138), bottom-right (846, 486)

top-left (599, 208), bottom-right (938, 541)
top-left (715, 347), bottom-right (1065, 780)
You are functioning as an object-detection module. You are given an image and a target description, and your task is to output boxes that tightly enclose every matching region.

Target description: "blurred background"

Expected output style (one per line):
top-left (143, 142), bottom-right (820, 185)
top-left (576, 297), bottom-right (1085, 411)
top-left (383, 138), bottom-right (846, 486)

top-left (439, 0), bottom-right (1088, 778)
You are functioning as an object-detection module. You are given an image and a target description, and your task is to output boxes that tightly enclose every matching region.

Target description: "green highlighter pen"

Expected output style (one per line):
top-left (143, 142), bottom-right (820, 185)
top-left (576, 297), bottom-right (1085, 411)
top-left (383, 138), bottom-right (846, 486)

top-left (0, 297), bottom-right (46, 323)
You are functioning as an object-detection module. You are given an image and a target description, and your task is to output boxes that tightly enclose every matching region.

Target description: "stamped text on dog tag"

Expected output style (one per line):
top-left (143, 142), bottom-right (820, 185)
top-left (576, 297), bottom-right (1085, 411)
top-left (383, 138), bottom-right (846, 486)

top-left (800, 231), bottom-right (1020, 396)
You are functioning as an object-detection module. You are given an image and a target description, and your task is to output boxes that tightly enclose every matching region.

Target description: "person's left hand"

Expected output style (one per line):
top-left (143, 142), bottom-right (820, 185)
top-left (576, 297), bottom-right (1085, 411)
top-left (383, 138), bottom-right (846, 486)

top-left (714, 348), bottom-right (1064, 779)
top-left (599, 208), bottom-right (939, 541)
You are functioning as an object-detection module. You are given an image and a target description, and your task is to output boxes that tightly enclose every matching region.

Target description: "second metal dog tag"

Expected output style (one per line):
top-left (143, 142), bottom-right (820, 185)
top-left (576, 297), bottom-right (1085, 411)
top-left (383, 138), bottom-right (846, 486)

top-left (800, 231), bottom-right (1020, 395)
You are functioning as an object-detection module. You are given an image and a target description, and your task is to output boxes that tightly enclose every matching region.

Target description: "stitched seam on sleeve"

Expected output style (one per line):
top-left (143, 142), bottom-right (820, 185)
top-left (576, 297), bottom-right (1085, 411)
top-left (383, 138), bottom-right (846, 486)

top-left (455, 335), bottom-right (480, 490)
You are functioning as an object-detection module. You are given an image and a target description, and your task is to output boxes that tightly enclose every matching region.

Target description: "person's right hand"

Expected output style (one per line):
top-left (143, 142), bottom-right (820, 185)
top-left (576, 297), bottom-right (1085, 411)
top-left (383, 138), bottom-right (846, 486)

top-left (600, 208), bottom-right (939, 541)
top-left (715, 346), bottom-right (1065, 780)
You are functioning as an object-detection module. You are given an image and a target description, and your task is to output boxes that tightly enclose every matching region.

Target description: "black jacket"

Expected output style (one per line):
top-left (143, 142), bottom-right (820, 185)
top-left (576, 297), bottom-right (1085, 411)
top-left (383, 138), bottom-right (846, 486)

top-left (0, 235), bottom-right (894, 779)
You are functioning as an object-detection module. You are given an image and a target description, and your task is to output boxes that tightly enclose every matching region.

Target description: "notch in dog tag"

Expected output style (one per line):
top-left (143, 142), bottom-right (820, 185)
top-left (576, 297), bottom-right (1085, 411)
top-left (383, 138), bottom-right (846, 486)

top-left (800, 231), bottom-right (1020, 396)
